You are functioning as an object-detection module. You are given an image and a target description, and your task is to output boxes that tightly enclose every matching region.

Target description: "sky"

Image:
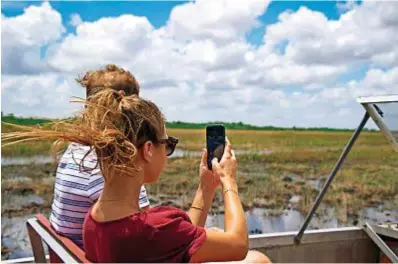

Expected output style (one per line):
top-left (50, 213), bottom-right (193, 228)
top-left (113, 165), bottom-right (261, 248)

top-left (1, 0), bottom-right (398, 129)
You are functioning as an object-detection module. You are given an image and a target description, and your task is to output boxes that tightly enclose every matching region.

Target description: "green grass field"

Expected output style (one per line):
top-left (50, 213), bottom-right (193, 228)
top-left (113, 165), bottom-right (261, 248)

top-left (0, 120), bottom-right (386, 156)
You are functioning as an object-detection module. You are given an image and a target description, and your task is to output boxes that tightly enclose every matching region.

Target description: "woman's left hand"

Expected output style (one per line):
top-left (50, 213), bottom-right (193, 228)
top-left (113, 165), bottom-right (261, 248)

top-left (199, 149), bottom-right (220, 193)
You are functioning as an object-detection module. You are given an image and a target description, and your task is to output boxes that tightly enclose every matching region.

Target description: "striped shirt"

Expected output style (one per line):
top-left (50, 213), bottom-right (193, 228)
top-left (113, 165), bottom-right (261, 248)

top-left (50, 142), bottom-right (150, 248)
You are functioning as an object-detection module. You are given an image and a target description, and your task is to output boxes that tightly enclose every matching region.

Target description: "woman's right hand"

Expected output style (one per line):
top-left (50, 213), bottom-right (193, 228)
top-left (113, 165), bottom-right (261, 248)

top-left (191, 138), bottom-right (252, 263)
top-left (211, 137), bottom-right (237, 186)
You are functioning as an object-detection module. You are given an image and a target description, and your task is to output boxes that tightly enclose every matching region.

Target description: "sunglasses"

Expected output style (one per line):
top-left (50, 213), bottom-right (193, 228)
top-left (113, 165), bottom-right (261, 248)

top-left (159, 136), bottom-right (179, 156)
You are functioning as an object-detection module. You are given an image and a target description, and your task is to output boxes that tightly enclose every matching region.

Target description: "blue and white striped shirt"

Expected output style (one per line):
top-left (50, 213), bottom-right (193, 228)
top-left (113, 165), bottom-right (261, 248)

top-left (50, 143), bottom-right (150, 248)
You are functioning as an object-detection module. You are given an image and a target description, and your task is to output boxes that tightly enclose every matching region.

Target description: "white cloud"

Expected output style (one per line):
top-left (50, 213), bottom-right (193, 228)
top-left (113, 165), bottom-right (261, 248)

top-left (2, 2), bottom-right (65, 75)
top-left (69, 13), bottom-right (83, 27)
top-left (263, 2), bottom-right (398, 68)
top-left (165, 0), bottom-right (271, 44)
top-left (2, 0), bottom-right (398, 128)
top-left (47, 14), bottom-right (155, 74)
top-left (1, 74), bottom-right (84, 118)
top-left (348, 67), bottom-right (398, 97)
top-left (304, 83), bottom-right (327, 91)
top-left (336, 0), bottom-right (358, 13)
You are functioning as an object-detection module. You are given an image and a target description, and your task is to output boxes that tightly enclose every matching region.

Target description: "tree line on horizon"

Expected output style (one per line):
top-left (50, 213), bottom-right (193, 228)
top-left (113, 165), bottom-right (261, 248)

top-left (0, 113), bottom-right (377, 132)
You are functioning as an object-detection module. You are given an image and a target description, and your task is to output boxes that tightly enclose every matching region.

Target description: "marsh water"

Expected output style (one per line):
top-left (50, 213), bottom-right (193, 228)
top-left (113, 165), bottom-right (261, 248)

top-left (0, 148), bottom-right (273, 166)
top-left (1, 150), bottom-right (397, 260)
top-left (2, 193), bottom-right (396, 260)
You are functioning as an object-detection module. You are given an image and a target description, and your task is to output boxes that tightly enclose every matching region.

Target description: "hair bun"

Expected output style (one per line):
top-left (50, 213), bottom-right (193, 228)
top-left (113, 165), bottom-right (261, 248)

top-left (116, 90), bottom-right (125, 101)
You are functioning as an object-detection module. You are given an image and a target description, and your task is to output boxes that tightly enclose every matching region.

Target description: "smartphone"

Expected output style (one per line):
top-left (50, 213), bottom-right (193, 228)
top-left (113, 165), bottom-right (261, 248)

top-left (206, 124), bottom-right (226, 170)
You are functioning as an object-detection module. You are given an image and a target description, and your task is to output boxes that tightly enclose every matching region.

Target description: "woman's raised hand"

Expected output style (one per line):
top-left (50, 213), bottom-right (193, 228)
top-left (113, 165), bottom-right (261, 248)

top-left (211, 137), bottom-right (237, 186)
top-left (198, 148), bottom-right (221, 193)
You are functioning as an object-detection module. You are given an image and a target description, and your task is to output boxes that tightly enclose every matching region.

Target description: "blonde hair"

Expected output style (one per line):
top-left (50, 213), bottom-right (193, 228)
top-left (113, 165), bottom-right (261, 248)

top-left (2, 89), bottom-right (165, 180)
top-left (77, 64), bottom-right (140, 98)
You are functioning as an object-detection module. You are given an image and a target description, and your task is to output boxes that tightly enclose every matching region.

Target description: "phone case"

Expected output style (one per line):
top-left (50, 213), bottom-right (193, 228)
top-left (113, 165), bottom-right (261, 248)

top-left (206, 125), bottom-right (226, 170)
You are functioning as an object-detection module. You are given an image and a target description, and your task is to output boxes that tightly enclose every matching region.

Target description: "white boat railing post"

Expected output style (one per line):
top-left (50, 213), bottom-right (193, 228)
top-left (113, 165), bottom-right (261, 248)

top-left (294, 111), bottom-right (370, 244)
top-left (363, 223), bottom-right (398, 263)
top-left (26, 217), bottom-right (79, 263)
top-left (26, 219), bottom-right (46, 263)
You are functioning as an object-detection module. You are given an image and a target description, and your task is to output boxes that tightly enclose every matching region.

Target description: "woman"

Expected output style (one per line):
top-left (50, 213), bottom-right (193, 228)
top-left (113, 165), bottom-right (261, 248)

top-left (49, 64), bottom-right (150, 249)
top-left (2, 89), bottom-right (270, 263)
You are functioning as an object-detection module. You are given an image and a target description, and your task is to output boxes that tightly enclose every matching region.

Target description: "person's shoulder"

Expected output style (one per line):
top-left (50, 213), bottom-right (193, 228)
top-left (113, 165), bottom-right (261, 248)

top-left (59, 142), bottom-right (98, 166)
top-left (69, 143), bottom-right (95, 154)
top-left (60, 142), bottom-right (92, 157)
top-left (145, 206), bottom-right (190, 223)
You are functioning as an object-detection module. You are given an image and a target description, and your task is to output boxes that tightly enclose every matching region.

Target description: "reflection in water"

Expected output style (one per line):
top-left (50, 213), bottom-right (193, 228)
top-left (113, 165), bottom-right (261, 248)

top-left (246, 207), bottom-right (263, 234)
top-left (205, 206), bottom-right (397, 234)
top-left (213, 145), bottom-right (224, 162)
top-left (206, 208), bottom-right (314, 233)
top-left (306, 179), bottom-right (325, 191)
top-left (170, 148), bottom-right (273, 159)
top-left (364, 206), bottom-right (398, 224)
top-left (2, 194), bottom-right (45, 211)
top-left (1, 149), bottom-right (273, 166)
top-left (1, 156), bottom-right (54, 166)
top-left (1, 214), bottom-right (49, 260)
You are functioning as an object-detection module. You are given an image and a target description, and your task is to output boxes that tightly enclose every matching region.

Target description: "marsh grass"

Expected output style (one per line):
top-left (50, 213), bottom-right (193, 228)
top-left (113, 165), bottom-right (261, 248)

top-left (2, 127), bottom-right (397, 220)
top-left (1, 123), bottom-right (67, 156)
top-left (167, 129), bottom-right (387, 151)
top-left (2, 127), bottom-right (390, 156)
top-left (145, 141), bottom-right (397, 220)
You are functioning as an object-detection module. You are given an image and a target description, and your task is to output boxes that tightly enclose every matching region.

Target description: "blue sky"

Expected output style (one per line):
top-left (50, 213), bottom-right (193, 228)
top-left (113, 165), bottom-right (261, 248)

top-left (2, 0), bottom-right (397, 128)
top-left (2, 1), bottom-right (342, 46)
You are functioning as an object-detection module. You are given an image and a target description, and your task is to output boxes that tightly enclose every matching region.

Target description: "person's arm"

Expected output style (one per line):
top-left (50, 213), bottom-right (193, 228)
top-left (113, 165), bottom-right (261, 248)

top-left (188, 187), bottom-right (214, 227)
top-left (188, 149), bottom-right (219, 227)
top-left (190, 139), bottom-right (249, 263)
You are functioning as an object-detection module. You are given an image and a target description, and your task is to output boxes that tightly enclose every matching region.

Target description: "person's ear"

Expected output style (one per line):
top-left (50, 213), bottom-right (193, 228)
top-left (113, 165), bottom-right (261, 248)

top-left (140, 141), bottom-right (154, 162)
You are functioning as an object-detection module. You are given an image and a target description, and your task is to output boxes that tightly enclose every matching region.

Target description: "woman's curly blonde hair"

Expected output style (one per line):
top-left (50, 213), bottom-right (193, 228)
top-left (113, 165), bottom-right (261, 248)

top-left (2, 89), bottom-right (165, 180)
top-left (78, 64), bottom-right (141, 98)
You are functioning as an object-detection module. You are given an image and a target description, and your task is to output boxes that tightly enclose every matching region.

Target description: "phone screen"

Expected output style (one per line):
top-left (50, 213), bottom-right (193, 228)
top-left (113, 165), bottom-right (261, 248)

top-left (206, 124), bottom-right (226, 170)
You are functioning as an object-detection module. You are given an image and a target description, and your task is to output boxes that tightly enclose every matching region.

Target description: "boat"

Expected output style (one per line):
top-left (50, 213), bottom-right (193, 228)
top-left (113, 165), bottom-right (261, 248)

top-left (2, 95), bottom-right (398, 263)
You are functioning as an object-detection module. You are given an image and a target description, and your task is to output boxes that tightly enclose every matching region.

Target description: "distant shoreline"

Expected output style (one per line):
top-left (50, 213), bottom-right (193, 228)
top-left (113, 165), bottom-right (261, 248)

top-left (1, 114), bottom-right (377, 132)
